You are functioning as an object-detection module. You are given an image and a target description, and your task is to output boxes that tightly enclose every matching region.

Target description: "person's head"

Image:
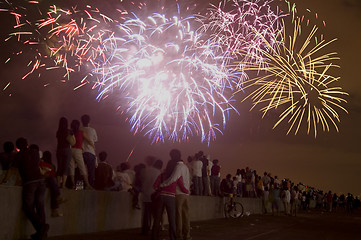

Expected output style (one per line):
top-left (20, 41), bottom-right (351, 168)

top-left (236, 168), bottom-right (241, 175)
top-left (164, 160), bottom-right (177, 178)
top-left (120, 162), bottom-right (129, 171)
top-left (58, 117), bottom-right (68, 131)
top-left (264, 172), bottom-right (268, 176)
top-left (226, 173), bottom-right (232, 179)
top-left (42, 151), bottom-right (52, 164)
top-left (213, 159), bottom-right (219, 165)
top-left (153, 159), bottom-right (163, 170)
top-left (144, 155), bottom-right (156, 166)
top-left (169, 149), bottom-right (181, 161)
top-left (81, 114), bottom-right (90, 127)
top-left (3, 141), bottom-right (14, 153)
top-left (71, 119), bottom-right (80, 133)
top-left (134, 163), bottom-right (145, 173)
top-left (99, 151), bottom-right (107, 162)
top-left (15, 137), bottom-right (28, 151)
top-left (187, 156), bottom-right (193, 163)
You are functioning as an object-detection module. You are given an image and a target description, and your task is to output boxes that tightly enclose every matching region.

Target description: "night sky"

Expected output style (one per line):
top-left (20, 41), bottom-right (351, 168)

top-left (0, 0), bottom-right (360, 196)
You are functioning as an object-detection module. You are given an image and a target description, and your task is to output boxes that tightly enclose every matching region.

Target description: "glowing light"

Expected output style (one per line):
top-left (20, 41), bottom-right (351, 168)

top-left (94, 13), bottom-right (239, 144)
top-left (235, 7), bottom-right (348, 137)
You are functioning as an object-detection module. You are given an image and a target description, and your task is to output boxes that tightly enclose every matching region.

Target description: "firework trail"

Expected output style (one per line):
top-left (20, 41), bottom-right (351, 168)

top-left (94, 12), bottom-right (239, 144)
top-left (198, 0), bottom-right (286, 83)
top-left (235, 1), bottom-right (348, 137)
top-left (1, 0), bottom-right (114, 83)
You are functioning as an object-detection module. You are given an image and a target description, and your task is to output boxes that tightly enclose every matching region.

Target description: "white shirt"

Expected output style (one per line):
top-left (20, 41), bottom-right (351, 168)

top-left (160, 161), bottom-right (190, 195)
top-left (191, 160), bottom-right (203, 177)
top-left (81, 126), bottom-right (97, 155)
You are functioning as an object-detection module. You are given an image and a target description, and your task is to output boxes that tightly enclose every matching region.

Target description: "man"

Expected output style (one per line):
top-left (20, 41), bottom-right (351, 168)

top-left (81, 114), bottom-right (98, 187)
top-left (14, 138), bottom-right (49, 240)
top-left (160, 149), bottom-right (191, 240)
top-left (94, 151), bottom-right (114, 190)
top-left (140, 156), bottom-right (162, 235)
top-left (190, 153), bottom-right (202, 195)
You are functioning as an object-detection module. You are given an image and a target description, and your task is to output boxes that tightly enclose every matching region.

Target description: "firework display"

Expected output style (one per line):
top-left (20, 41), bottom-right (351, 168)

top-left (94, 13), bottom-right (239, 143)
top-left (199, 0), bottom-right (286, 83)
top-left (0, 0), bottom-right (349, 142)
top-left (235, 1), bottom-right (348, 137)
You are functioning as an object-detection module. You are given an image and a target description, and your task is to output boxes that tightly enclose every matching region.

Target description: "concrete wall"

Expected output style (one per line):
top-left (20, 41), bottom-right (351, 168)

top-left (0, 186), bottom-right (262, 240)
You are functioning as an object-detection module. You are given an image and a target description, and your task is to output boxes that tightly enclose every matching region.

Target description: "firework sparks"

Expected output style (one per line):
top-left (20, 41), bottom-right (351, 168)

top-left (2, 1), bottom-right (114, 80)
top-left (94, 12), bottom-right (239, 144)
top-left (199, 0), bottom-right (286, 83)
top-left (235, 4), bottom-right (348, 137)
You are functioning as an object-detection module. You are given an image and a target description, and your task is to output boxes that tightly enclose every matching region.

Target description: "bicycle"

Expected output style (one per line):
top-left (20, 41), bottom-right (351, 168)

top-left (223, 193), bottom-right (244, 218)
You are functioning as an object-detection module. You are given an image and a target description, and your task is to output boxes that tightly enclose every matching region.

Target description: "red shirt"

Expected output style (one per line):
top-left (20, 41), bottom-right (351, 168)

top-left (211, 165), bottom-right (220, 176)
top-left (153, 173), bottom-right (189, 196)
top-left (72, 130), bottom-right (83, 149)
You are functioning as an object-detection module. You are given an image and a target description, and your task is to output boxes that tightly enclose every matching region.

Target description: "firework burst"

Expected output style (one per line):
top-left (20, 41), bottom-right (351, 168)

top-left (198, 0), bottom-right (286, 83)
top-left (236, 3), bottom-right (348, 137)
top-left (94, 12), bottom-right (239, 144)
top-left (2, 1), bottom-right (114, 82)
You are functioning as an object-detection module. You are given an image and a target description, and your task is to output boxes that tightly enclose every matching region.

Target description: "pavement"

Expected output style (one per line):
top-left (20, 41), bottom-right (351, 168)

top-left (47, 209), bottom-right (361, 240)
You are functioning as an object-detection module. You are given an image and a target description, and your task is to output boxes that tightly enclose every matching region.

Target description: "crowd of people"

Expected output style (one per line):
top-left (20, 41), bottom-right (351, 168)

top-left (0, 114), bottom-right (359, 240)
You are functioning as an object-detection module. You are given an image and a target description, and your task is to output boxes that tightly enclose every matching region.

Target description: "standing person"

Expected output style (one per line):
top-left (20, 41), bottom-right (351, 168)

top-left (245, 167), bottom-right (253, 197)
top-left (327, 191), bottom-right (333, 212)
top-left (262, 186), bottom-right (270, 214)
top-left (190, 153), bottom-right (202, 195)
top-left (55, 117), bottom-right (72, 188)
top-left (13, 138), bottom-right (49, 240)
top-left (256, 176), bottom-right (264, 198)
top-left (69, 119), bottom-right (93, 189)
top-left (94, 151), bottom-right (114, 190)
top-left (235, 169), bottom-right (242, 197)
top-left (80, 114), bottom-right (98, 188)
top-left (281, 186), bottom-right (291, 215)
top-left (152, 159), bottom-right (189, 240)
top-left (290, 186), bottom-right (299, 216)
top-left (201, 155), bottom-right (210, 196)
top-left (160, 149), bottom-right (191, 240)
top-left (210, 159), bottom-right (221, 197)
top-left (140, 157), bottom-right (162, 236)
top-left (271, 184), bottom-right (281, 216)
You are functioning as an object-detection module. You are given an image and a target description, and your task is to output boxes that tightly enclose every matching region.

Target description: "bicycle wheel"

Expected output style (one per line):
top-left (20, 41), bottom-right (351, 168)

top-left (224, 202), bottom-right (232, 218)
top-left (229, 202), bottom-right (244, 218)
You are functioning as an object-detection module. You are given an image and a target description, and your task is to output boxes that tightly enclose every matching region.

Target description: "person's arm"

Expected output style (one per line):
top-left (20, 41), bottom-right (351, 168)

top-left (176, 176), bottom-right (189, 194)
top-left (159, 165), bottom-right (181, 188)
top-left (83, 132), bottom-right (95, 150)
top-left (153, 174), bottom-right (162, 190)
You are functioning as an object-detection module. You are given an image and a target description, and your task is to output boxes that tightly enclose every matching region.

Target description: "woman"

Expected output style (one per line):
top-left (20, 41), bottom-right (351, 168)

top-left (152, 160), bottom-right (189, 240)
top-left (69, 119), bottom-right (94, 189)
top-left (56, 117), bottom-right (72, 188)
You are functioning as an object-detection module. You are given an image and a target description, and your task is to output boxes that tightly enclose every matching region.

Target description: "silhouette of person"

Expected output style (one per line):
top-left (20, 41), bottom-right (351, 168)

top-left (13, 138), bottom-right (49, 240)
top-left (55, 117), bottom-right (72, 188)
top-left (80, 114), bottom-right (98, 187)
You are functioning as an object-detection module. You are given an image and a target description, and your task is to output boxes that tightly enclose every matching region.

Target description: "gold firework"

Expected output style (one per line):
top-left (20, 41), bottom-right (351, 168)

top-left (234, 16), bottom-right (348, 137)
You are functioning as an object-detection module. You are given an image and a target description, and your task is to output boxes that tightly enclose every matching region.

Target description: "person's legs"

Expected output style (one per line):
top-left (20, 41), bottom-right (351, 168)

top-left (152, 196), bottom-right (164, 240)
top-left (165, 196), bottom-right (176, 240)
top-left (180, 195), bottom-right (191, 240)
top-left (73, 149), bottom-right (91, 189)
top-left (23, 181), bottom-right (48, 238)
top-left (141, 202), bottom-right (152, 235)
top-left (175, 195), bottom-right (183, 240)
top-left (83, 152), bottom-right (96, 187)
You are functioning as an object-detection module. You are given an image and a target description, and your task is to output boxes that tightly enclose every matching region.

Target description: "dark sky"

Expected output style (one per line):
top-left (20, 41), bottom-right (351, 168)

top-left (0, 0), bottom-right (360, 196)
